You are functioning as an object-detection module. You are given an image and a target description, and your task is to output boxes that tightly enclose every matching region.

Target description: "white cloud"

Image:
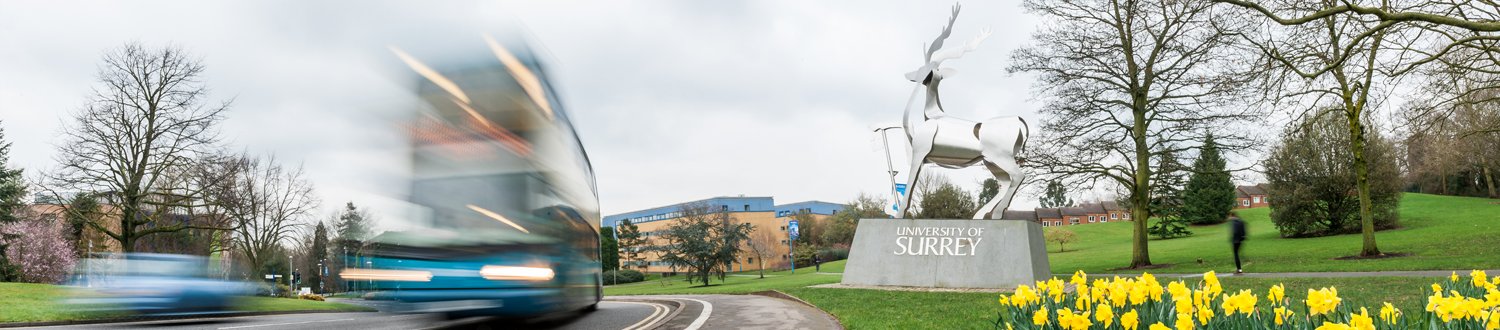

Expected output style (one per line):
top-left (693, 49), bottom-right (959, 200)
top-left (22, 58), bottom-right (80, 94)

top-left (1, 0), bottom-right (1064, 231)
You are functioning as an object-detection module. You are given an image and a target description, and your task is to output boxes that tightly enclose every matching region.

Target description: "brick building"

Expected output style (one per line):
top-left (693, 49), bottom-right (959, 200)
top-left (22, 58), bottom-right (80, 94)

top-left (1235, 184), bottom-right (1271, 208)
top-left (604, 197), bottom-right (846, 274)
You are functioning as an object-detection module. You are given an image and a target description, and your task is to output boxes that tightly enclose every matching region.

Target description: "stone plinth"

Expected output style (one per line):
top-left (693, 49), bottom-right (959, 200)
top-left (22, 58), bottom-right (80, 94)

top-left (840, 218), bottom-right (1050, 289)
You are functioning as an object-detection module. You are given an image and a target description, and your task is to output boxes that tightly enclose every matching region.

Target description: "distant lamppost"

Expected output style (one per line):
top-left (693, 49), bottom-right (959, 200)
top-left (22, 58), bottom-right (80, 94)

top-left (873, 125), bottom-right (904, 213)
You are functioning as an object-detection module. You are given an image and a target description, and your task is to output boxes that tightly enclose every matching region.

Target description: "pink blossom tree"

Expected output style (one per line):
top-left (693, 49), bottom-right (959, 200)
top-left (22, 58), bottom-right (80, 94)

top-left (1, 210), bottom-right (77, 283)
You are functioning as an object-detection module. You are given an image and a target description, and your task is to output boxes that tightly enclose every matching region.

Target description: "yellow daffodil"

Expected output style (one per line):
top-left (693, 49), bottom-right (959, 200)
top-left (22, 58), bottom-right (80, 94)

top-left (1072, 270), bottom-right (1088, 286)
top-left (1307, 287), bottom-right (1342, 316)
top-left (1057, 308), bottom-right (1093, 330)
top-left (1149, 322), bottom-right (1171, 330)
top-left (1121, 309), bottom-right (1140, 330)
top-left (1317, 322), bottom-right (1353, 330)
top-left (1175, 313), bottom-right (1195, 330)
top-left (1452, 271), bottom-right (1460, 283)
top-left (1130, 281), bottom-right (1149, 305)
top-left (1472, 270), bottom-right (1489, 288)
top-left (1268, 283), bottom-right (1285, 304)
top-left (1032, 308), bottom-right (1048, 325)
top-left (1222, 289), bottom-right (1258, 315)
top-left (1274, 306), bottom-right (1292, 326)
top-left (1485, 309), bottom-right (1499, 330)
top-left (1350, 307), bottom-right (1375, 330)
top-left (1012, 285), bottom-right (1039, 307)
top-left (1096, 303), bottom-right (1115, 328)
top-left (1168, 281), bottom-right (1191, 301)
top-left (1203, 271), bottom-right (1222, 296)
top-left (1434, 283), bottom-right (1444, 294)
top-left (1196, 304), bottom-right (1214, 324)
top-left (1379, 302), bottom-right (1400, 325)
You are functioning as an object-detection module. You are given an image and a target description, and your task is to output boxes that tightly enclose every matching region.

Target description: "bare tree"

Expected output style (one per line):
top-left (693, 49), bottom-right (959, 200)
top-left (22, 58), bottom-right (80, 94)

top-left (1009, 0), bottom-right (1259, 268)
top-left (744, 226), bottom-right (781, 279)
top-left (46, 43), bottom-right (232, 252)
top-left (1237, 0), bottom-right (1410, 257)
top-left (1213, 0), bottom-right (1500, 74)
top-left (220, 154), bottom-right (319, 278)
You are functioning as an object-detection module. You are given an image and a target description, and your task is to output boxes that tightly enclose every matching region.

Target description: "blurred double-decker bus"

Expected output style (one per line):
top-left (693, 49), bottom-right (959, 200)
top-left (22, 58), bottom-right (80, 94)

top-left (342, 35), bottom-right (602, 318)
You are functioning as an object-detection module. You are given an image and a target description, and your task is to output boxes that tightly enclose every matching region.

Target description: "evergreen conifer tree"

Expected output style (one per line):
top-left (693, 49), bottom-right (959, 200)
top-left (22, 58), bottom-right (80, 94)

top-left (1183, 134), bottom-right (1236, 225)
top-left (0, 125), bottom-right (28, 281)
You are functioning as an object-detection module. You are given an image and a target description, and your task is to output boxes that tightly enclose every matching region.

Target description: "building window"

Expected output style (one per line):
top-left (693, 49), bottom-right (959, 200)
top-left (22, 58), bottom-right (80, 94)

top-left (1253, 196), bottom-right (1261, 203)
top-left (744, 205), bottom-right (750, 211)
top-left (1242, 200), bottom-right (1250, 207)
top-left (1070, 217), bottom-right (1080, 225)
top-left (747, 257), bottom-right (754, 263)
top-left (1088, 216), bottom-right (1095, 223)
top-left (722, 205), bottom-right (729, 211)
top-left (1111, 213), bottom-right (1119, 219)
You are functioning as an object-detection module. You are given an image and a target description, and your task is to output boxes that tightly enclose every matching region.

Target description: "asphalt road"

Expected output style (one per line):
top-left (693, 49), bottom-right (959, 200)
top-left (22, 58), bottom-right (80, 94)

top-left (22, 301), bottom-right (666, 330)
top-left (22, 295), bottom-right (840, 330)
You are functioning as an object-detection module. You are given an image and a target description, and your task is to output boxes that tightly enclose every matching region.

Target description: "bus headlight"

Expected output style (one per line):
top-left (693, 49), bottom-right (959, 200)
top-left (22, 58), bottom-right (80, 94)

top-left (339, 268), bottom-right (433, 282)
top-left (479, 265), bottom-right (554, 281)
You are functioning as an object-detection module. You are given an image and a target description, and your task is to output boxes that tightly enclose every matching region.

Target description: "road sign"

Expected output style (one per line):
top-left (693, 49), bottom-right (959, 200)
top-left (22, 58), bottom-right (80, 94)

top-left (788, 220), bottom-right (800, 239)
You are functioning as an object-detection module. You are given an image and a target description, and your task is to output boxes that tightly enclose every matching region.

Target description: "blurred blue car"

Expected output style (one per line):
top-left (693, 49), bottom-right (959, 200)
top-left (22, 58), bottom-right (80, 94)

top-left (68, 253), bottom-right (255, 315)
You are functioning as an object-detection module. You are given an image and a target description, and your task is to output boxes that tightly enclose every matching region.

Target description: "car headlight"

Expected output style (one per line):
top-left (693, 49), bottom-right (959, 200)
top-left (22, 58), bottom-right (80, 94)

top-left (479, 265), bottom-right (554, 281)
top-left (339, 268), bottom-right (433, 282)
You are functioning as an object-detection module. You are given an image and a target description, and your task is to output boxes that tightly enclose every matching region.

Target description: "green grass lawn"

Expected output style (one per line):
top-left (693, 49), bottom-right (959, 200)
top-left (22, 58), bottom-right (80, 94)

top-left (0, 282), bottom-right (373, 323)
top-left (1048, 193), bottom-right (1500, 274)
top-left (604, 193), bottom-right (1498, 328)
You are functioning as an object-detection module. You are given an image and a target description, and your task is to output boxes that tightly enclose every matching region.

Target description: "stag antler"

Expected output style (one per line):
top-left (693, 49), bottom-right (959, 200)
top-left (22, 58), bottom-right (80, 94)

top-left (924, 4), bottom-right (961, 62)
top-left (930, 28), bottom-right (991, 64)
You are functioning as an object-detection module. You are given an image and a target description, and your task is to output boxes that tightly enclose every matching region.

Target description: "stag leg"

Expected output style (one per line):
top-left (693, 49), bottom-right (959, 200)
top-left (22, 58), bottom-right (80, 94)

top-left (901, 132), bottom-right (935, 219)
top-left (977, 119), bottom-right (1028, 219)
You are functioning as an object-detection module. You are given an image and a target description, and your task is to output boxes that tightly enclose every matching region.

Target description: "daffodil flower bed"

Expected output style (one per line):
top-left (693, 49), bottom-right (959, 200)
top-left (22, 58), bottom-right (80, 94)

top-left (993, 270), bottom-right (1500, 329)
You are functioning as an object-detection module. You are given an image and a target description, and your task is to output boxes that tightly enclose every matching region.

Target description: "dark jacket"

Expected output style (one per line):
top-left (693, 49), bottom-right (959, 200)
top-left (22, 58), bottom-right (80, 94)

top-left (1230, 217), bottom-right (1246, 244)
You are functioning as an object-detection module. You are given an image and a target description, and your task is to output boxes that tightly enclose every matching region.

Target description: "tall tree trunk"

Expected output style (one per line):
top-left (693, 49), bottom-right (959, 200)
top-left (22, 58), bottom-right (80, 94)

top-left (1484, 166), bottom-right (1497, 199)
top-left (1347, 113), bottom-right (1381, 257)
top-left (1129, 100), bottom-right (1152, 268)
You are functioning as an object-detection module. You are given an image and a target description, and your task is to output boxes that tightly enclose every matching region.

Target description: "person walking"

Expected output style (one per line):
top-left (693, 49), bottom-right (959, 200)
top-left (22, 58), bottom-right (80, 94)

top-left (813, 254), bottom-right (821, 272)
top-left (1229, 211), bottom-right (1247, 274)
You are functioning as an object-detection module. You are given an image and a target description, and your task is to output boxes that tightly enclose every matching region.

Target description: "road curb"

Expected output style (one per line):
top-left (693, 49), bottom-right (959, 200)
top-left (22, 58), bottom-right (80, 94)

top-left (0, 309), bottom-right (374, 328)
top-left (603, 297), bottom-right (684, 330)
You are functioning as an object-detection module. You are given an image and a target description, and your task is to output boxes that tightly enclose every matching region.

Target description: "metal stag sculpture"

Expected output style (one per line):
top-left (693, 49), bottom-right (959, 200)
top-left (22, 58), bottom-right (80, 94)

top-left (898, 4), bottom-right (1029, 220)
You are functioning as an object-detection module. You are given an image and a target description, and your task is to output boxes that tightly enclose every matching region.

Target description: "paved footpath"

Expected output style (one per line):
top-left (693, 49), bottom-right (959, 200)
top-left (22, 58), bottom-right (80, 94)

top-left (1071, 269), bottom-right (1500, 279)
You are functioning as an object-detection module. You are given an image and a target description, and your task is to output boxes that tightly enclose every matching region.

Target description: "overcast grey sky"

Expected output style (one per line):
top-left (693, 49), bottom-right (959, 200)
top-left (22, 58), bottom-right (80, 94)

top-left (0, 0), bottom-right (1270, 229)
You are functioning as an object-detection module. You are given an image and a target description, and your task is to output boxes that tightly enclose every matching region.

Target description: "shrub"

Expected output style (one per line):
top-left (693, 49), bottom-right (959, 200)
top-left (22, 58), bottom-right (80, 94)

top-left (1264, 111), bottom-right (1401, 237)
top-left (603, 269), bottom-right (645, 284)
top-left (0, 210), bottom-right (78, 283)
top-left (816, 246), bottom-right (849, 262)
top-left (299, 294), bottom-right (325, 301)
top-left (276, 284), bottom-right (293, 298)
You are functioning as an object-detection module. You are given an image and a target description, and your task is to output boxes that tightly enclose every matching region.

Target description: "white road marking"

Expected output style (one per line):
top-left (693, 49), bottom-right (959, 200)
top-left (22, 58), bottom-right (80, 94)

top-left (614, 301), bottom-right (668, 330)
top-left (679, 298), bottom-right (713, 330)
top-left (216, 318), bottom-right (355, 329)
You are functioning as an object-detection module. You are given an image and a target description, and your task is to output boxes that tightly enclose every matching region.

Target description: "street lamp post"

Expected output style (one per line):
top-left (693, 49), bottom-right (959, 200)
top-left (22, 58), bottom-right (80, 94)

top-left (873, 126), bottom-right (904, 215)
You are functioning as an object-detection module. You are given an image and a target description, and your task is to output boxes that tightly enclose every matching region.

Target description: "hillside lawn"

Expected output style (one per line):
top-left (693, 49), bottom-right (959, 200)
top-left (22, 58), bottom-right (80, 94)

top-left (0, 282), bottom-right (374, 323)
top-left (607, 193), bottom-right (1497, 329)
top-left (1049, 193), bottom-right (1500, 274)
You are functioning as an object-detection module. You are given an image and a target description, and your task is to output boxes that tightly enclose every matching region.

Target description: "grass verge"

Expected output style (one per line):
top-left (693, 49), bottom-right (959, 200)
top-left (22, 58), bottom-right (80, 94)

top-left (0, 282), bottom-right (373, 324)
